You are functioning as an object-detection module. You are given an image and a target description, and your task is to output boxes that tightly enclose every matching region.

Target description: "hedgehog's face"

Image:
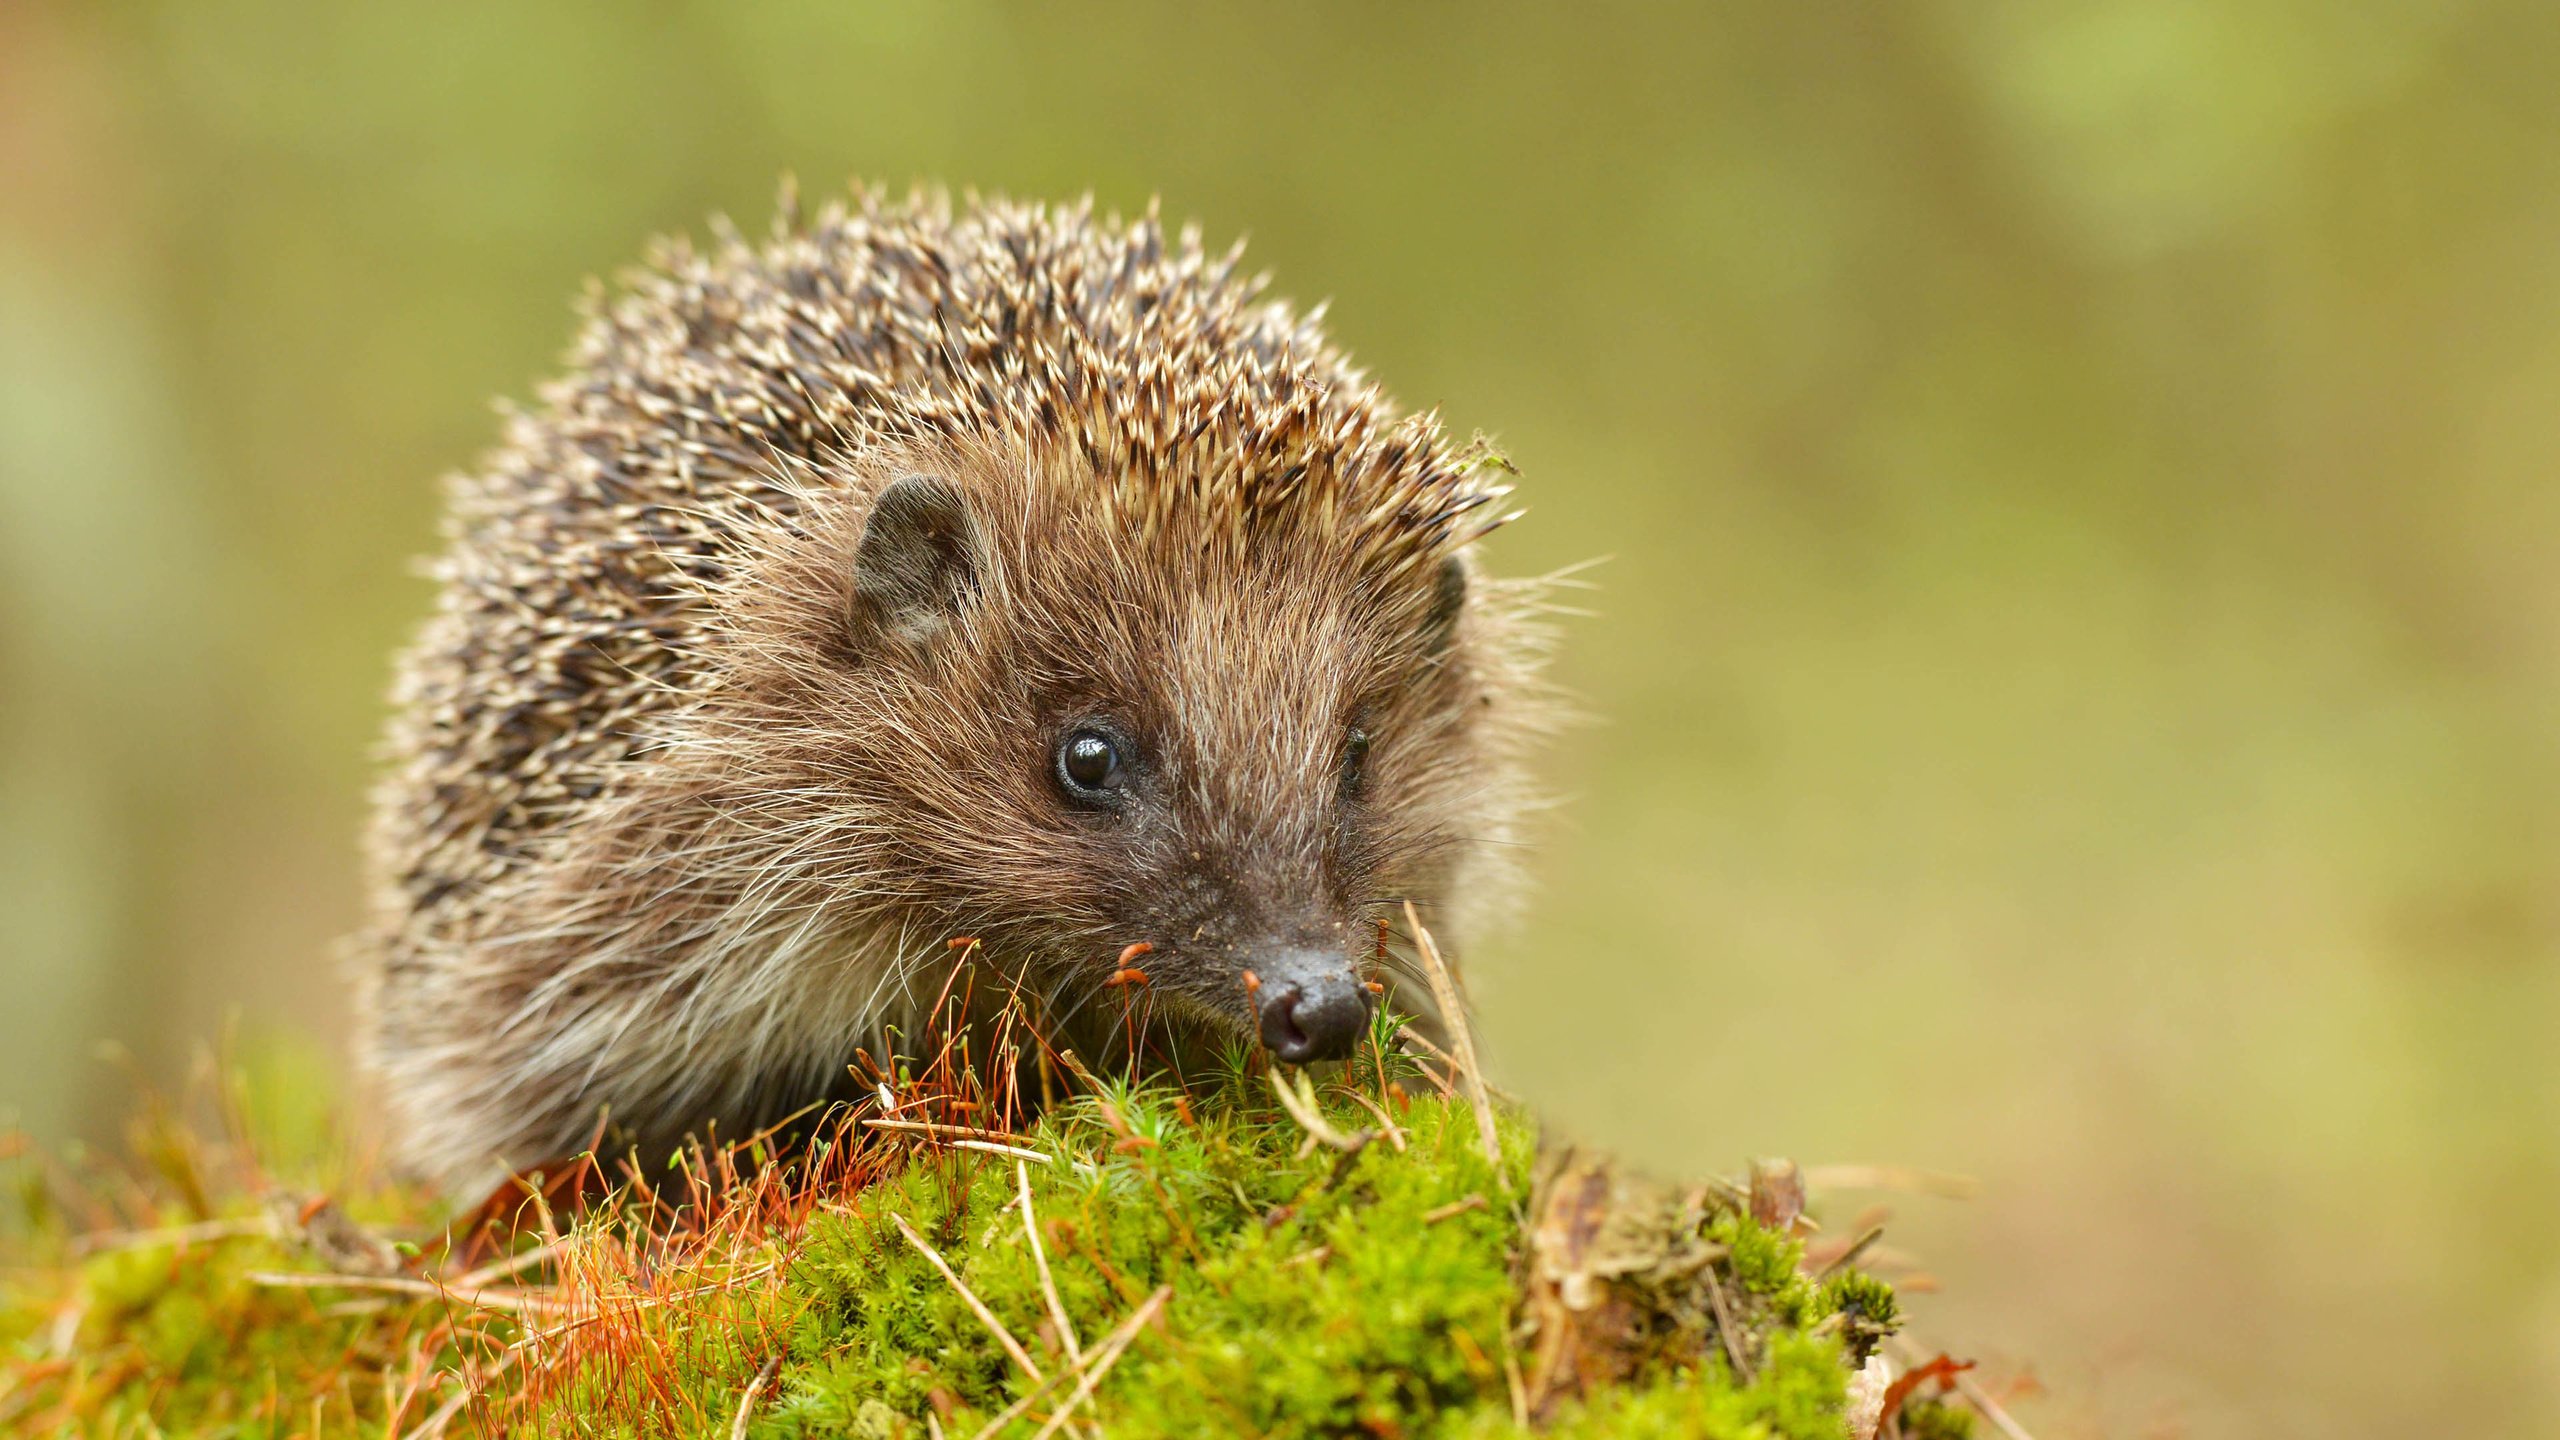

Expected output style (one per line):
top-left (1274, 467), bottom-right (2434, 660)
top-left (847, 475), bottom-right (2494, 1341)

top-left (830, 457), bottom-right (1496, 1063)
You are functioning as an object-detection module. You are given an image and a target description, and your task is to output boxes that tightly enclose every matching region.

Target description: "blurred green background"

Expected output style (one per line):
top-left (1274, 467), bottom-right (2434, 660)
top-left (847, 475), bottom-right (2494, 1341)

top-left (3, 3), bottom-right (2555, 1435)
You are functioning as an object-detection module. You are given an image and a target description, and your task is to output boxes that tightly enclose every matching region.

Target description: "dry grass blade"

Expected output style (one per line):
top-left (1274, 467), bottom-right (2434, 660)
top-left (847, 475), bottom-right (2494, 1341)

top-left (1267, 1069), bottom-right (1363, 1152)
top-left (891, 1212), bottom-right (1043, 1383)
top-left (1949, 1368), bottom-right (2038, 1440)
top-left (1054, 1049), bottom-right (1106, 1094)
top-left (1340, 1088), bottom-right (1407, 1152)
top-left (1501, 1341), bottom-right (1530, 1429)
top-left (1018, 1162), bottom-right (1082, 1365)
top-left (1802, 1164), bottom-right (1982, 1200)
top-left (40, 1299), bottom-right (87, 1365)
top-left (245, 1270), bottom-right (569, 1316)
top-left (396, 1348), bottom-right (522, 1440)
top-left (1952, 1369), bottom-right (2038, 1440)
top-left (1394, 1026), bottom-right (1518, 1104)
top-left (69, 1217), bottom-right (269, 1258)
top-left (1394, 1045), bottom-right (1460, 1099)
top-left (1420, 1192), bottom-right (1488, 1224)
top-left (1026, 1284), bottom-right (1171, 1440)
top-left (1404, 902), bottom-right (1501, 1167)
top-left (964, 1283), bottom-right (1169, 1440)
top-left (1888, 1336), bottom-right (2038, 1440)
top-left (959, 1361), bottom-right (1074, 1440)
top-left (729, 1354), bottom-right (782, 1440)
top-left (865, 1118), bottom-right (1039, 1145)
top-left (951, 1138), bottom-right (1053, 1164)
top-left (1702, 1267), bottom-right (1752, 1383)
top-left (1815, 1224), bottom-right (1887, 1278)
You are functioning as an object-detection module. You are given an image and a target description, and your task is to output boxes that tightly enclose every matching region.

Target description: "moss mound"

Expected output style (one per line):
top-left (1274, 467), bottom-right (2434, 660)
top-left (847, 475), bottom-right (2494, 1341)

top-left (3, 1058), bottom-right (1979, 1438)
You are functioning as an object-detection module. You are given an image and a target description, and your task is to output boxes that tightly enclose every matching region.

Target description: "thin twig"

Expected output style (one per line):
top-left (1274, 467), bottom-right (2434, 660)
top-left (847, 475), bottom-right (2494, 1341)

top-left (1394, 1020), bottom-right (1461, 1072)
top-left (1815, 1224), bottom-right (1888, 1278)
top-left (1802, 1165), bottom-right (1982, 1200)
top-left (1394, 1025), bottom-right (1518, 1103)
top-left (1889, 1336), bottom-right (2038, 1440)
top-left (246, 1270), bottom-right (569, 1316)
top-left (865, 1118), bottom-right (1039, 1145)
top-left (43, 1294), bottom-right (88, 1360)
top-left (729, 1354), bottom-right (782, 1440)
top-left (963, 1364), bottom-right (1077, 1440)
top-left (1026, 1285), bottom-right (1171, 1440)
top-left (1500, 1336), bottom-right (1530, 1429)
top-left (1393, 1044), bottom-right (1460, 1099)
top-left (1701, 1268), bottom-right (1753, 1383)
top-left (1055, 1049), bottom-right (1106, 1094)
top-left (70, 1217), bottom-right (269, 1258)
top-left (1405, 902), bottom-right (1501, 1167)
top-left (1950, 1369), bottom-right (2037, 1440)
top-left (1421, 1193), bottom-right (1489, 1225)
top-left (892, 1213), bottom-right (1043, 1383)
top-left (1320, 1130), bottom-right (1379, 1192)
top-left (951, 1137), bottom-right (1052, 1164)
top-left (1019, 1162), bottom-right (1081, 1365)
top-left (1340, 1088), bottom-right (1407, 1152)
top-left (1267, 1069), bottom-right (1363, 1152)
top-left (964, 1284), bottom-right (1161, 1440)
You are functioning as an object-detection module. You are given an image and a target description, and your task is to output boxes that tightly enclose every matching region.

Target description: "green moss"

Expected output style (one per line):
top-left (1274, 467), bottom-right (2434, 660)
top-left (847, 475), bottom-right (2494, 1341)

top-left (1816, 1271), bottom-right (1901, 1365)
top-left (1899, 1398), bottom-right (1977, 1440)
top-left (679, 1086), bottom-right (1532, 1440)
top-left (1710, 1210), bottom-right (1805, 1299)
top-left (11, 1072), bottom-right (1941, 1439)
top-left (506, 1083), bottom-right (1886, 1439)
top-left (1, 1076), bottom-right (480, 1438)
top-left (1444, 1332), bottom-right (1848, 1440)
top-left (3, 1226), bottom-right (493, 1436)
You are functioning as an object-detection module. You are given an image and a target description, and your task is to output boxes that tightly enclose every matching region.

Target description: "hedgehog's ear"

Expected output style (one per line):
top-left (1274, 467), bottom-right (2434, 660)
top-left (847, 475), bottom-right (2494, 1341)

top-left (1420, 553), bottom-right (1468, 653)
top-left (851, 473), bottom-right (982, 648)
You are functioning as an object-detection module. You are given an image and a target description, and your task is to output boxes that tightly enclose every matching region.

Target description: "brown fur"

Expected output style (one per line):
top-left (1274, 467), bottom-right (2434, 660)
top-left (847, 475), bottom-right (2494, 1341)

top-left (357, 186), bottom-right (1559, 1191)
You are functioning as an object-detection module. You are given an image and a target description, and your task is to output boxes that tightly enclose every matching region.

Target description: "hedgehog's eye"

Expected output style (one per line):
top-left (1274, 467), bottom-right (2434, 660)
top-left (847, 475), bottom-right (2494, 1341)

top-left (1339, 728), bottom-right (1373, 801)
top-left (1055, 729), bottom-right (1126, 802)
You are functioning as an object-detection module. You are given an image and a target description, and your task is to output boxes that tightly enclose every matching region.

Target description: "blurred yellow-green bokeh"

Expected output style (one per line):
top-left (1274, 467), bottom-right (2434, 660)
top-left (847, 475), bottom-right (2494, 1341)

top-left (3, 4), bottom-right (2555, 1436)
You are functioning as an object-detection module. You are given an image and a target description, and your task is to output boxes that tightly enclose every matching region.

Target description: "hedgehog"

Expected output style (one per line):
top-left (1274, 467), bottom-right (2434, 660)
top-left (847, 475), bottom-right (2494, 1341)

top-left (357, 185), bottom-right (1559, 1191)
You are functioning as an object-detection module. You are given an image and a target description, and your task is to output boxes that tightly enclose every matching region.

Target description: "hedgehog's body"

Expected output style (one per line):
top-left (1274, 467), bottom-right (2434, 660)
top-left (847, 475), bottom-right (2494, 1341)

top-left (360, 189), bottom-right (1552, 1190)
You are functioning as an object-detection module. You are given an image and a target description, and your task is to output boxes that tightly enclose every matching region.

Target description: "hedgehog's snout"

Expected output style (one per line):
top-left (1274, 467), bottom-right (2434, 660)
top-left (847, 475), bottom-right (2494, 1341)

top-left (1251, 947), bottom-right (1371, 1063)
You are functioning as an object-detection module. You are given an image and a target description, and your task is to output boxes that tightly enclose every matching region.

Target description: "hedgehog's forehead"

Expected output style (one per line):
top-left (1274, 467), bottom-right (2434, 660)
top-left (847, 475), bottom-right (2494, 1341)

top-left (878, 430), bottom-right (1488, 700)
top-left (962, 431), bottom-right (1495, 582)
top-left (999, 489), bottom-right (1381, 638)
top-left (979, 481), bottom-right (1390, 716)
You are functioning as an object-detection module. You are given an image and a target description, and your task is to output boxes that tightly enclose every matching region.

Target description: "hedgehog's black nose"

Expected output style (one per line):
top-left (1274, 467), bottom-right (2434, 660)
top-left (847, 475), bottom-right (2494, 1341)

top-left (1255, 950), bottom-right (1369, 1063)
